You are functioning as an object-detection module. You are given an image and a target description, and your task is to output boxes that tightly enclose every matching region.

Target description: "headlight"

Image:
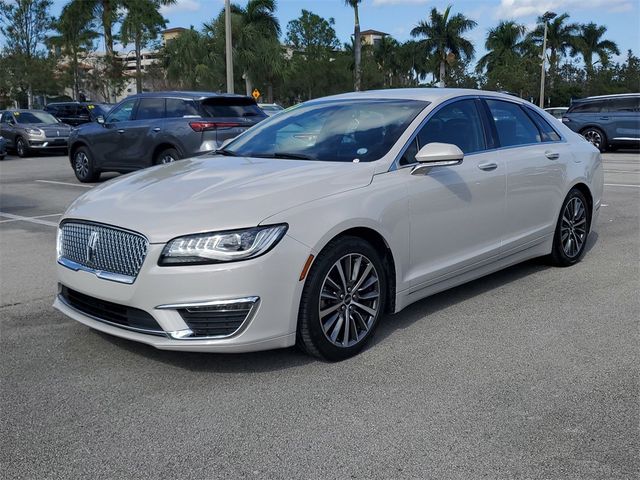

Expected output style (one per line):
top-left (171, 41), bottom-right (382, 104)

top-left (159, 224), bottom-right (288, 265)
top-left (26, 128), bottom-right (44, 136)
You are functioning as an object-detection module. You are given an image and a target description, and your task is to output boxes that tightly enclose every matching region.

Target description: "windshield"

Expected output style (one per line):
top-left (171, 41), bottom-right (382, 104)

top-left (15, 111), bottom-right (58, 124)
top-left (223, 99), bottom-right (427, 162)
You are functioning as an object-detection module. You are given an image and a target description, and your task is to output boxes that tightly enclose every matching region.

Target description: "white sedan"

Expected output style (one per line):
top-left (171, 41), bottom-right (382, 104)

top-left (54, 89), bottom-right (603, 361)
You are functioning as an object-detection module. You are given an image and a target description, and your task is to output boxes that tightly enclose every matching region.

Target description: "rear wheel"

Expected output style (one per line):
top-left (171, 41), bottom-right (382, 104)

top-left (154, 147), bottom-right (180, 165)
top-left (582, 127), bottom-right (607, 152)
top-left (73, 146), bottom-right (100, 183)
top-left (297, 236), bottom-right (386, 361)
top-left (15, 137), bottom-right (29, 157)
top-left (549, 188), bottom-right (591, 267)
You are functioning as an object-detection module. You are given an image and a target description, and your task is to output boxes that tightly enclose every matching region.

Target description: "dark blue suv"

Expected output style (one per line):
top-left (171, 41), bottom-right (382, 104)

top-left (562, 93), bottom-right (640, 152)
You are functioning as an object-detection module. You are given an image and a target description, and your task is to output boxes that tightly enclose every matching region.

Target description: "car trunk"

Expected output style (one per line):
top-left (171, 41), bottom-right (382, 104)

top-left (196, 97), bottom-right (267, 147)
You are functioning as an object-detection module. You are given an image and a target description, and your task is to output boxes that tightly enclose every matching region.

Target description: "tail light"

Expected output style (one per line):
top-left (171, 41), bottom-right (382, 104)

top-left (189, 121), bottom-right (241, 132)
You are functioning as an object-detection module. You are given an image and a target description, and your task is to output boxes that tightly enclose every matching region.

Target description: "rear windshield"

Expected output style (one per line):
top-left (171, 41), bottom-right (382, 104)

top-left (201, 97), bottom-right (265, 118)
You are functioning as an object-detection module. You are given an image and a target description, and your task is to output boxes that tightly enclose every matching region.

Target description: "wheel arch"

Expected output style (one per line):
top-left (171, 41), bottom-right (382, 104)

top-left (69, 141), bottom-right (90, 166)
top-left (152, 142), bottom-right (181, 165)
top-left (570, 182), bottom-right (594, 222)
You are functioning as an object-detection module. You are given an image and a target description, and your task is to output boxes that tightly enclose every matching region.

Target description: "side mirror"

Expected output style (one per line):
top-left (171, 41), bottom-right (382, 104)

top-left (96, 115), bottom-right (105, 124)
top-left (411, 142), bottom-right (464, 175)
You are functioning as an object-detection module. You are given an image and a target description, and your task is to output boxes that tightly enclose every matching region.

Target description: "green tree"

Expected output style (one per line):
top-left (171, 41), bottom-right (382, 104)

top-left (410, 5), bottom-right (477, 87)
top-left (120, 0), bottom-right (174, 94)
top-left (344, 0), bottom-right (362, 91)
top-left (0, 0), bottom-right (53, 107)
top-left (571, 23), bottom-right (619, 77)
top-left (162, 27), bottom-right (220, 90)
top-left (398, 40), bottom-right (428, 85)
top-left (529, 13), bottom-right (579, 84)
top-left (476, 21), bottom-right (526, 74)
top-left (373, 36), bottom-right (400, 87)
top-left (48, 2), bottom-right (98, 100)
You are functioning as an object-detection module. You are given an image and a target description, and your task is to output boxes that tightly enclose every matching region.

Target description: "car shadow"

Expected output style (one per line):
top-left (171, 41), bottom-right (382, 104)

top-left (95, 232), bottom-right (599, 371)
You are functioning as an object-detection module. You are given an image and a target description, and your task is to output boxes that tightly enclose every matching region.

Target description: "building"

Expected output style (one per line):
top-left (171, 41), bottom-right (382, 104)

top-left (360, 29), bottom-right (388, 46)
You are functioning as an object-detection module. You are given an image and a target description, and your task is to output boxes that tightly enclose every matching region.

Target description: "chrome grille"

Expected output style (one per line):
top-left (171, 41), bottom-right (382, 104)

top-left (59, 222), bottom-right (148, 280)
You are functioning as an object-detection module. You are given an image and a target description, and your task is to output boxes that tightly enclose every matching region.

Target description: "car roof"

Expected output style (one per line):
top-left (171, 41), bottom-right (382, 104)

top-left (573, 93), bottom-right (639, 102)
top-left (312, 88), bottom-right (532, 105)
top-left (127, 91), bottom-right (253, 101)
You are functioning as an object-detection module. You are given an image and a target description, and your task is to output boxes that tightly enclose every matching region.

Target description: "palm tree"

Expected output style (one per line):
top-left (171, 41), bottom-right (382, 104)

top-left (410, 5), bottom-right (477, 87)
top-left (529, 13), bottom-right (579, 81)
top-left (374, 36), bottom-right (399, 87)
top-left (48, 2), bottom-right (98, 100)
top-left (120, 0), bottom-right (174, 93)
top-left (476, 21), bottom-right (526, 74)
top-left (571, 23), bottom-right (619, 76)
top-left (344, 0), bottom-right (362, 91)
top-left (398, 40), bottom-right (428, 86)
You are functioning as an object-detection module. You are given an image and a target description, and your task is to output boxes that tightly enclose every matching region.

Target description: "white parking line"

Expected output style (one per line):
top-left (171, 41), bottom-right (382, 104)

top-left (0, 212), bottom-right (59, 227)
top-left (35, 180), bottom-right (93, 188)
top-left (604, 183), bottom-right (640, 188)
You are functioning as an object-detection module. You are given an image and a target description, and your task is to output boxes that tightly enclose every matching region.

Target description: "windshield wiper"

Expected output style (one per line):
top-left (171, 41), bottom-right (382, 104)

top-left (215, 148), bottom-right (237, 156)
top-left (271, 152), bottom-right (315, 160)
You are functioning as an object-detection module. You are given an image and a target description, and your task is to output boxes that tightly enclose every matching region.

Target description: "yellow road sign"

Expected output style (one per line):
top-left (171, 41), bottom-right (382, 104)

top-left (252, 89), bottom-right (260, 100)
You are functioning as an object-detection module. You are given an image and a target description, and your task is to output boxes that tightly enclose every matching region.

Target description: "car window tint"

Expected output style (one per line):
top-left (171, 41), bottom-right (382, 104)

top-left (569, 101), bottom-right (603, 113)
top-left (608, 97), bottom-right (640, 112)
top-left (166, 99), bottom-right (200, 118)
top-left (486, 99), bottom-right (541, 147)
top-left (136, 98), bottom-right (165, 120)
top-left (107, 99), bottom-right (137, 123)
top-left (201, 98), bottom-right (264, 118)
top-left (526, 108), bottom-right (561, 142)
top-left (416, 99), bottom-right (486, 154)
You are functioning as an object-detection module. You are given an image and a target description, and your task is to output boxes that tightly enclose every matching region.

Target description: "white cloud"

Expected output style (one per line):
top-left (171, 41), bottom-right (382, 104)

top-left (496, 0), bottom-right (634, 18)
top-left (160, 0), bottom-right (202, 15)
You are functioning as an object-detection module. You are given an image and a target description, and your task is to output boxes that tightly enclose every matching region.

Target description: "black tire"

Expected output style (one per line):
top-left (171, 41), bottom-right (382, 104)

top-left (73, 146), bottom-right (100, 183)
top-left (549, 188), bottom-right (591, 267)
top-left (297, 236), bottom-right (387, 361)
top-left (581, 127), bottom-right (607, 152)
top-left (15, 137), bottom-right (29, 158)
top-left (154, 147), bottom-right (180, 165)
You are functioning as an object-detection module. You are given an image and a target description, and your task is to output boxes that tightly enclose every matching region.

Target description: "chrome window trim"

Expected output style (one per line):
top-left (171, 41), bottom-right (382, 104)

top-left (389, 95), bottom-right (568, 172)
top-left (57, 293), bottom-right (167, 337)
top-left (612, 137), bottom-right (640, 141)
top-left (156, 296), bottom-right (261, 341)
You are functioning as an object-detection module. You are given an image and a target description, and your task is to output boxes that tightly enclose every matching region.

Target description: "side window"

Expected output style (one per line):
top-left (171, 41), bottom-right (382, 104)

top-left (570, 102), bottom-right (603, 113)
top-left (417, 99), bottom-right (486, 154)
top-left (135, 98), bottom-right (165, 120)
top-left (3, 112), bottom-right (15, 124)
top-left (486, 99), bottom-right (541, 147)
top-left (525, 108), bottom-right (561, 142)
top-left (608, 97), bottom-right (640, 112)
top-left (399, 138), bottom-right (419, 166)
top-left (166, 99), bottom-right (200, 118)
top-left (106, 99), bottom-right (137, 123)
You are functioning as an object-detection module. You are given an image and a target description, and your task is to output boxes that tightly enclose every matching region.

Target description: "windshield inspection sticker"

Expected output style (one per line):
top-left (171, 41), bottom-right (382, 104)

top-left (357, 148), bottom-right (368, 155)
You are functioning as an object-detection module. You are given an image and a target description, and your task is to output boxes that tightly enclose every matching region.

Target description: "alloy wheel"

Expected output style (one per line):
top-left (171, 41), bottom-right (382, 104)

top-left (160, 154), bottom-right (175, 164)
top-left (318, 253), bottom-right (380, 348)
top-left (16, 139), bottom-right (25, 156)
top-left (75, 151), bottom-right (89, 178)
top-left (560, 196), bottom-right (587, 258)
top-left (583, 130), bottom-right (602, 149)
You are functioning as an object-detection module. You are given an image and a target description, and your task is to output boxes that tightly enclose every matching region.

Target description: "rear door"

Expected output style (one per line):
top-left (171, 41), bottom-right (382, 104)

top-left (163, 98), bottom-right (202, 155)
top-left (484, 99), bottom-right (568, 251)
top-left (607, 96), bottom-right (640, 142)
top-left (127, 97), bottom-right (166, 167)
top-left (199, 97), bottom-right (267, 148)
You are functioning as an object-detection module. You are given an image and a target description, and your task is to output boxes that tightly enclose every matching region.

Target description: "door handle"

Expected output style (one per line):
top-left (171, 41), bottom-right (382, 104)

top-left (152, 127), bottom-right (161, 133)
top-left (545, 151), bottom-right (560, 160)
top-left (478, 162), bottom-right (498, 171)
top-left (599, 116), bottom-right (609, 120)
top-left (117, 129), bottom-right (125, 134)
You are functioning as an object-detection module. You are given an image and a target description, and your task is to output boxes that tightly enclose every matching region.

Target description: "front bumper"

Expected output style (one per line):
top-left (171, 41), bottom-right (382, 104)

top-left (54, 234), bottom-right (310, 352)
top-left (28, 137), bottom-right (68, 149)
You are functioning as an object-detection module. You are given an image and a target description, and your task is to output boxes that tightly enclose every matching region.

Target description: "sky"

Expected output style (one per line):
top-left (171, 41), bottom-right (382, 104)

top-left (38, 0), bottom-right (640, 65)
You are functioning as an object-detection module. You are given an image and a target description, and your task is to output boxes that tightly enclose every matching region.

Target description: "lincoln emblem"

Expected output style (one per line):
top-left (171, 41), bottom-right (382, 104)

top-left (86, 231), bottom-right (99, 263)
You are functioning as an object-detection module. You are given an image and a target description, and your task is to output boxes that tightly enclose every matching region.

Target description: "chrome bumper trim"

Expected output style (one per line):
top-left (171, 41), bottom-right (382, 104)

top-left (58, 257), bottom-right (136, 284)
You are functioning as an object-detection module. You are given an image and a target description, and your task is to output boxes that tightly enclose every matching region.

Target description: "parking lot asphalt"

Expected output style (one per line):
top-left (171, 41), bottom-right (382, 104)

top-left (1, 151), bottom-right (639, 479)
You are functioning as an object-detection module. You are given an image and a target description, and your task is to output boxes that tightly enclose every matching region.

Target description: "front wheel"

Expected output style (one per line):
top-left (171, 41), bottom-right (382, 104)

top-left (297, 236), bottom-right (387, 361)
top-left (582, 127), bottom-right (607, 152)
top-left (15, 137), bottom-right (29, 157)
top-left (73, 147), bottom-right (100, 183)
top-left (549, 189), bottom-right (591, 267)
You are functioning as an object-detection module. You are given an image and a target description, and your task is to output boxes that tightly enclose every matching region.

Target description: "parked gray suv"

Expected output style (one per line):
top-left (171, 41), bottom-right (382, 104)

top-left (0, 110), bottom-right (71, 157)
top-left (562, 93), bottom-right (640, 152)
top-left (68, 91), bottom-right (267, 182)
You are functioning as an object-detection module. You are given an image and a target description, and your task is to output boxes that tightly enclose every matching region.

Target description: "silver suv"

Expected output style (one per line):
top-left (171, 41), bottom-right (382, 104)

top-left (0, 110), bottom-right (71, 157)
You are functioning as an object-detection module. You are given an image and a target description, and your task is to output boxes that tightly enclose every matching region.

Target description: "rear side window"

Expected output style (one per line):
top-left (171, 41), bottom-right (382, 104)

top-left (608, 97), bottom-right (640, 112)
top-left (525, 108), bottom-right (561, 142)
top-left (486, 99), bottom-right (541, 147)
top-left (166, 99), bottom-right (200, 118)
top-left (136, 98), bottom-right (165, 120)
top-left (569, 101), bottom-right (603, 113)
top-left (201, 97), bottom-right (264, 118)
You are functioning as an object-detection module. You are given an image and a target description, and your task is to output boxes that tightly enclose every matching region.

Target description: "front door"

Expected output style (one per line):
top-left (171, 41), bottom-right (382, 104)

top-left (404, 99), bottom-right (507, 290)
top-left (93, 98), bottom-right (138, 168)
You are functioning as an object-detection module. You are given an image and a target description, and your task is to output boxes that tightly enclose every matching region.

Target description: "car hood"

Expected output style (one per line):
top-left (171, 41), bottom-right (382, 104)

top-left (20, 122), bottom-right (71, 132)
top-left (63, 155), bottom-right (376, 243)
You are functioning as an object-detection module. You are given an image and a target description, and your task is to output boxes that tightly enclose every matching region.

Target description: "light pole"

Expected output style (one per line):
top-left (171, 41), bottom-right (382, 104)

top-left (225, 0), bottom-right (234, 94)
top-left (539, 11), bottom-right (556, 108)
